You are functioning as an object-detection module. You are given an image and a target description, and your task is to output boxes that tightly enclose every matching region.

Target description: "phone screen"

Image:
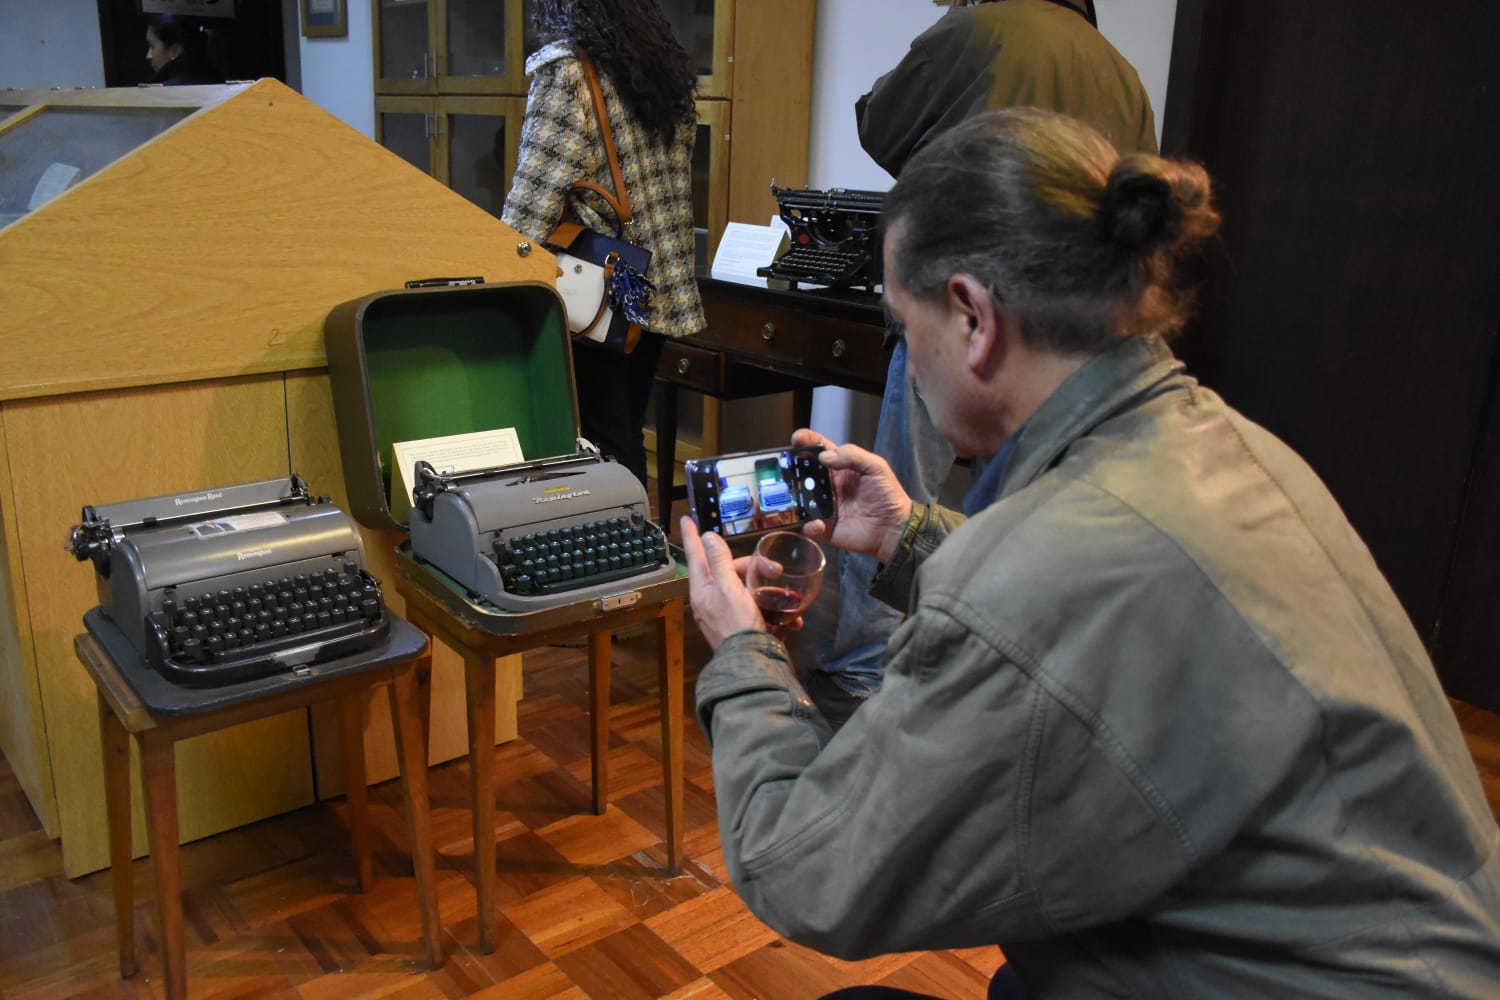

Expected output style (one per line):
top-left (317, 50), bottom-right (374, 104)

top-left (685, 446), bottom-right (834, 538)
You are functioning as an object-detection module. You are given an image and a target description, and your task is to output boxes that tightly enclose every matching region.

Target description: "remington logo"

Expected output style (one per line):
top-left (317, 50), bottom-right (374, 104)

top-left (175, 491), bottom-right (224, 506)
top-left (236, 548), bottom-right (274, 561)
top-left (532, 489), bottom-right (592, 504)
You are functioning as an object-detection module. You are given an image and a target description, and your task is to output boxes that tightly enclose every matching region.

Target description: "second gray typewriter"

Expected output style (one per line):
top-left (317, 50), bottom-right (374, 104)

top-left (67, 476), bottom-right (390, 686)
top-left (408, 454), bottom-right (674, 613)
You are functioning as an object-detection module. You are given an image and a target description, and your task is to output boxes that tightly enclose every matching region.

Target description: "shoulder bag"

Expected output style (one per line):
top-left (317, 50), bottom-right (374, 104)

top-left (544, 51), bottom-right (653, 354)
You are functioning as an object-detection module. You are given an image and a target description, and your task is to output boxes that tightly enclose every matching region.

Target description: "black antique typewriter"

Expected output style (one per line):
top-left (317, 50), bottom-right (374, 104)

top-left (758, 184), bottom-right (884, 292)
top-left (67, 475), bottom-right (390, 687)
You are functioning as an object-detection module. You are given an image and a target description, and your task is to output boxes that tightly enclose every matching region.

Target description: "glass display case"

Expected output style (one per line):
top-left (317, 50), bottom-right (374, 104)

top-left (0, 78), bottom-right (554, 880)
top-left (0, 88), bottom-right (234, 231)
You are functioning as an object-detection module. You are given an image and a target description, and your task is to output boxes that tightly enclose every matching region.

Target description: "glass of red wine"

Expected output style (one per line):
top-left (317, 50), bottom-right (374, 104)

top-left (747, 530), bottom-right (826, 637)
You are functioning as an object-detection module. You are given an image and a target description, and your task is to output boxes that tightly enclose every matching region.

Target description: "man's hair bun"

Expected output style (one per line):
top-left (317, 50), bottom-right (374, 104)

top-left (1099, 161), bottom-right (1178, 255)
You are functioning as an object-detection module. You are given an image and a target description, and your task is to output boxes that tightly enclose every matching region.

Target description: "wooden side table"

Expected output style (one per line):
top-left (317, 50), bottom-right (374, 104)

top-left (78, 613), bottom-right (442, 1000)
top-left (396, 571), bottom-right (685, 955)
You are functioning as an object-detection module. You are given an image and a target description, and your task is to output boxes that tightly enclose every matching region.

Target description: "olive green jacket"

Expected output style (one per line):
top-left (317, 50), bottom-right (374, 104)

top-left (856, 0), bottom-right (1157, 177)
top-left (697, 336), bottom-right (1500, 996)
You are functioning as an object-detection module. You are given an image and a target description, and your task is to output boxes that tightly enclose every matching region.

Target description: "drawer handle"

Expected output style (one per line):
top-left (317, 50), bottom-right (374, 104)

top-left (677, 357), bottom-right (691, 374)
top-left (831, 338), bottom-right (848, 359)
top-left (760, 322), bottom-right (776, 342)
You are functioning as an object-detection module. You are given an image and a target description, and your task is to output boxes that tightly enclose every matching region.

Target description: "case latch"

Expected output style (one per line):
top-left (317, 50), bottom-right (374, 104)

top-left (597, 592), bottom-right (640, 613)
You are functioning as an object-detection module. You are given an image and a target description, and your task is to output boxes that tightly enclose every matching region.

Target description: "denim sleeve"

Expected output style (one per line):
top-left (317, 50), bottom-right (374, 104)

top-left (869, 503), bottom-right (965, 614)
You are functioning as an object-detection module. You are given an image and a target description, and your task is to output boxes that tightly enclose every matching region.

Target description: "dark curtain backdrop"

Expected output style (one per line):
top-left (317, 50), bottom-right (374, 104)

top-left (1162, 0), bottom-right (1500, 707)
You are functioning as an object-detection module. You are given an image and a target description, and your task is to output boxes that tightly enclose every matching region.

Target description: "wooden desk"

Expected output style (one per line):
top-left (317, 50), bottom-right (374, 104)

top-left (79, 616), bottom-right (441, 1000)
top-left (395, 566), bottom-right (686, 956)
top-left (654, 277), bottom-right (888, 520)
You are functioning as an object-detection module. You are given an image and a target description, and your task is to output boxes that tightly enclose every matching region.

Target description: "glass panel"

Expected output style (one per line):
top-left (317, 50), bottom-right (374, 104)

top-left (691, 120), bottom-right (710, 232)
top-left (0, 106), bottom-right (189, 229)
top-left (659, 0), bottom-right (717, 78)
top-left (380, 111), bottom-right (432, 174)
top-left (447, 112), bottom-right (509, 217)
top-left (519, 1), bottom-right (715, 75)
top-left (381, 0), bottom-right (432, 81)
top-left (445, 0), bottom-right (508, 80)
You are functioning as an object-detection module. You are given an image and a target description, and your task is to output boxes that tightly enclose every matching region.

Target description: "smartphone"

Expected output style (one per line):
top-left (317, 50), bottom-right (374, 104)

top-left (685, 445), bottom-right (835, 539)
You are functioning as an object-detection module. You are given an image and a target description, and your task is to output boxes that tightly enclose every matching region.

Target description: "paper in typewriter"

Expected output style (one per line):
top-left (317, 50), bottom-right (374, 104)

top-left (391, 428), bottom-right (524, 522)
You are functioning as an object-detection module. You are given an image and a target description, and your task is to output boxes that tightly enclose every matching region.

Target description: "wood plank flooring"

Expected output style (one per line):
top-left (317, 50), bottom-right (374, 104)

top-left (3, 595), bottom-right (1498, 998)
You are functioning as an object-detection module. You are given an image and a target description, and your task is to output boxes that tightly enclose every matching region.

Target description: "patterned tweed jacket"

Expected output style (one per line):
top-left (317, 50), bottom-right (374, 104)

top-left (502, 42), bottom-right (705, 337)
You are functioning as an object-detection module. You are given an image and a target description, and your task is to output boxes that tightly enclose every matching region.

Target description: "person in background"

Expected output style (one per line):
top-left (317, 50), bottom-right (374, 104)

top-left (682, 108), bottom-right (1500, 999)
top-left (815, 0), bottom-right (1158, 724)
top-left (145, 15), bottom-right (224, 86)
top-left (502, 0), bottom-right (704, 490)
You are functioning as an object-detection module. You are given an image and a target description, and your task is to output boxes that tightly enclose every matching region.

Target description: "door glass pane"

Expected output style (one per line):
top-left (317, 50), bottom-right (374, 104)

top-left (448, 113), bottom-right (509, 217)
top-left (658, 0), bottom-right (717, 77)
top-left (520, 1), bottom-right (715, 75)
top-left (381, 0), bottom-right (432, 81)
top-left (381, 112), bottom-right (431, 174)
top-left (691, 120), bottom-right (711, 231)
top-left (446, 0), bottom-right (508, 80)
top-left (0, 106), bottom-right (190, 229)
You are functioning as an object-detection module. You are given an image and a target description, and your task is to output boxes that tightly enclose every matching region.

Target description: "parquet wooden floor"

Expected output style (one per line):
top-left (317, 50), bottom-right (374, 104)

top-left (0, 614), bottom-right (1003, 999)
top-left (3, 550), bottom-right (1498, 997)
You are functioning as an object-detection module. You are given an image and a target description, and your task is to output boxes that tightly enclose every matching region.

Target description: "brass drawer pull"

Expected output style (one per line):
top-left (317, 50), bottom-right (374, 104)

top-left (832, 338), bottom-right (847, 359)
top-left (760, 322), bottom-right (776, 342)
top-left (677, 357), bottom-right (691, 374)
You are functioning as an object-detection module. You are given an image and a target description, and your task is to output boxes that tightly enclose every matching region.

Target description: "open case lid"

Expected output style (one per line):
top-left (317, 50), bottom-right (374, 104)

top-left (324, 280), bottom-right (580, 532)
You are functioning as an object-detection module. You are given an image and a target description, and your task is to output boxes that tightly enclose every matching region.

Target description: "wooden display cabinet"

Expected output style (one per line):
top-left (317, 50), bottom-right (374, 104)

top-left (0, 80), bottom-right (552, 877)
top-left (371, 0), bottom-right (809, 255)
top-left (377, 94), bottom-right (525, 220)
top-left (374, 0), bottom-right (528, 96)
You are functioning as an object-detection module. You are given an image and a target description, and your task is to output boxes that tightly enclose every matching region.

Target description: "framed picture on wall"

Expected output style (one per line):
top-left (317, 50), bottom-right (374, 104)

top-left (301, 0), bottom-right (347, 38)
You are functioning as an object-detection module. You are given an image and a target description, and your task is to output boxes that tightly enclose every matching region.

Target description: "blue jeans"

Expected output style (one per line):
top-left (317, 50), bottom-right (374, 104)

top-left (815, 337), bottom-right (957, 698)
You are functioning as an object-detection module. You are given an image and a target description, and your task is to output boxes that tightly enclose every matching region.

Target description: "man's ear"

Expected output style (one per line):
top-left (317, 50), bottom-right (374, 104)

top-left (947, 273), bottom-right (1004, 375)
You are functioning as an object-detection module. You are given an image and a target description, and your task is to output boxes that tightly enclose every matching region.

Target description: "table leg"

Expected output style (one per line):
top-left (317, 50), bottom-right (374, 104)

top-left (588, 629), bottom-right (612, 815)
top-left (389, 656), bottom-right (442, 968)
top-left (339, 693), bottom-right (373, 892)
top-left (654, 376), bottom-right (680, 526)
top-left (140, 732), bottom-right (186, 1000)
top-left (464, 649), bottom-right (498, 954)
top-left (98, 694), bottom-right (136, 979)
top-left (658, 600), bottom-right (685, 873)
top-left (792, 386), bottom-right (814, 432)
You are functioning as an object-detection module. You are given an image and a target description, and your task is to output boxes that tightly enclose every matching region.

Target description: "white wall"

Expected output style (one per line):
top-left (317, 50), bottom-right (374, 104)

top-left (295, 0), bottom-right (375, 137)
top-left (806, 0), bottom-right (1179, 445)
top-left (0, 0), bottom-right (104, 89)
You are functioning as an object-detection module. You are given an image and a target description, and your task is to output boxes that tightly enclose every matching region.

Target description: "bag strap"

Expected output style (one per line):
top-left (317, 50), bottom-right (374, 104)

top-left (571, 50), bottom-right (633, 230)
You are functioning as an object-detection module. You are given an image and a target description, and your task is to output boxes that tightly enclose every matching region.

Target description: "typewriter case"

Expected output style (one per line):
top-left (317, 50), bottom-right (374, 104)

top-left (324, 280), bottom-right (686, 634)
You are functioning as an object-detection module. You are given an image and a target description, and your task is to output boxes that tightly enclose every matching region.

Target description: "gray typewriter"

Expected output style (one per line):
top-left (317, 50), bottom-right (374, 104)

top-left (67, 475), bottom-right (390, 686)
top-left (408, 455), bottom-right (674, 613)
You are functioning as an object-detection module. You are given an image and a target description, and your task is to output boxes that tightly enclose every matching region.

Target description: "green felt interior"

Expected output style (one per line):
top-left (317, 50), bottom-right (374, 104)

top-left (360, 285), bottom-right (575, 502)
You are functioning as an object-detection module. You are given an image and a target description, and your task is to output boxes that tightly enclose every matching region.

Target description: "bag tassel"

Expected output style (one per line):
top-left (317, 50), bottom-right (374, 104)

top-left (608, 254), bottom-right (654, 327)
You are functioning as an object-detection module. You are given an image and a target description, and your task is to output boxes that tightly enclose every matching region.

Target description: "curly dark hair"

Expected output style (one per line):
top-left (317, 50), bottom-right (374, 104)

top-left (531, 0), bottom-right (698, 143)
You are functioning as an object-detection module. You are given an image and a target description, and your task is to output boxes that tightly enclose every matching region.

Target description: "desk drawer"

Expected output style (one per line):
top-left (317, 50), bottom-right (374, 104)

top-left (800, 318), bottom-right (888, 395)
top-left (700, 296), bottom-right (807, 367)
top-left (659, 339), bottom-right (724, 394)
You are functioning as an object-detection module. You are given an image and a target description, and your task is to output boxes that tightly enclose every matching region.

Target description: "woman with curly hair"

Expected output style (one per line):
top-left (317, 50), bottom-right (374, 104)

top-left (502, 0), bottom-right (704, 490)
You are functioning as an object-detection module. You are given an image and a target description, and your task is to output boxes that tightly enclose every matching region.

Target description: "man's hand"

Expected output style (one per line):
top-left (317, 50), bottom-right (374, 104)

top-left (680, 516), bottom-right (768, 649)
top-left (791, 429), bottom-right (913, 564)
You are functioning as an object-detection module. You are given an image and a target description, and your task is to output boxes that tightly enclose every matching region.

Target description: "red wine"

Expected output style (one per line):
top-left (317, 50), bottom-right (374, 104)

top-left (753, 585), bottom-right (806, 626)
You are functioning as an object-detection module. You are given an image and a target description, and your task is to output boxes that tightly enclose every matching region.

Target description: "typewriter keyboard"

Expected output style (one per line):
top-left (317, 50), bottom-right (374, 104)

top-left (145, 562), bottom-right (390, 685)
top-left (493, 513), bottom-right (670, 598)
top-left (758, 246), bottom-right (869, 286)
